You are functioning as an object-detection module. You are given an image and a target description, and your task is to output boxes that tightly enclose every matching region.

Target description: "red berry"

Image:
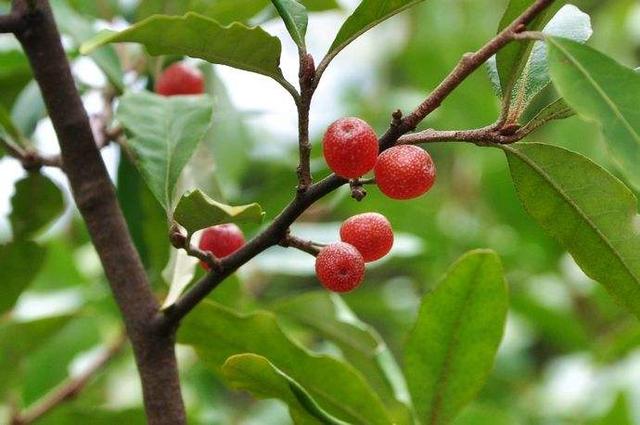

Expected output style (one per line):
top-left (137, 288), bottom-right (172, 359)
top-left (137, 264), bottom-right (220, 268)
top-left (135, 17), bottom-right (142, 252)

top-left (315, 242), bottom-right (365, 293)
top-left (374, 145), bottom-right (436, 200)
top-left (340, 213), bottom-right (393, 262)
top-left (322, 117), bottom-right (379, 179)
top-left (155, 62), bottom-right (205, 96)
top-left (198, 224), bottom-right (245, 270)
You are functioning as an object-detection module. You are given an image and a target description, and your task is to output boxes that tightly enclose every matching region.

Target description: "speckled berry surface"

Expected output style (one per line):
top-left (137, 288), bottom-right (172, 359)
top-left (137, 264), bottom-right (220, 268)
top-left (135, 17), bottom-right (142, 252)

top-left (315, 242), bottom-right (365, 292)
top-left (340, 212), bottom-right (393, 262)
top-left (198, 224), bottom-right (245, 270)
top-left (322, 117), bottom-right (379, 179)
top-left (374, 145), bottom-right (436, 200)
top-left (155, 63), bottom-right (205, 96)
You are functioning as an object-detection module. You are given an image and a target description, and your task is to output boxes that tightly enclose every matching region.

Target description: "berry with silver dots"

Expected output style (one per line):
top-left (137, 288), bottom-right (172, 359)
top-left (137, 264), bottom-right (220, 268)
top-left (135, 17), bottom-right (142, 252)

top-left (315, 242), bottom-right (365, 292)
top-left (198, 224), bottom-right (245, 270)
top-left (155, 62), bottom-right (205, 96)
top-left (322, 117), bottom-right (379, 179)
top-left (374, 145), bottom-right (436, 200)
top-left (340, 212), bottom-right (393, 262)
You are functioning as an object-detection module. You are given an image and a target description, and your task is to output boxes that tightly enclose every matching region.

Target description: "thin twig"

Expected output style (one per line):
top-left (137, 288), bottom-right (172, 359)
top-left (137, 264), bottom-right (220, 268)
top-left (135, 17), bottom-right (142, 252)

top-left (156, 0), bottom-right (557, 331)
top-left (169, 226), bottom-right (222, 272)
top-left (296, 53), bottom-right (316, 192)
top-left (279, 233), bottom-right (322, 257)
top-left (10, 332), bottom-right (127, 425)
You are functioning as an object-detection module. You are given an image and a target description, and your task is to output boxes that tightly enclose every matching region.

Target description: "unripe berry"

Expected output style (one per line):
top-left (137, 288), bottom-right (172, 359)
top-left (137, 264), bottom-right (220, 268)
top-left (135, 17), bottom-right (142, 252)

top-left (374, 145), bottom-right (436, 200)
top-left (155, 62), bottom-right (205, 96)
top-left (322, 117), bottom-right (379, 179)
top-left (198, 224), bottom-right (245, 270)
top-left (315, 242), bottom-right (365, 293)
top-left (340, 212), bottom-right (393, 262)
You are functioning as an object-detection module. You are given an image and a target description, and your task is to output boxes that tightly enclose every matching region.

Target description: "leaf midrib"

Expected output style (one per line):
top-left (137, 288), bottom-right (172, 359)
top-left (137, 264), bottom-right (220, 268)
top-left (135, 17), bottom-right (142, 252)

top-left (504, 145), bottom-right (639, 287)
top-left (428, 258), bottom-right (485, 425)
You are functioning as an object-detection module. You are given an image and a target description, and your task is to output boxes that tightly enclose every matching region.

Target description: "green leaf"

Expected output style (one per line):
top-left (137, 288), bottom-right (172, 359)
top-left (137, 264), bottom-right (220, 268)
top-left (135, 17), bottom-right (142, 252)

top-left (0, 241), bottom-right (46, 315)
top-left (590, 393), bottom-right (633, 425)
top-left (404, 249), bottom-right (508, 425)
top-left (115, 91), bottom-right (213, 210)
top-left (178, 301), bottom-right (392, 425)
top-left (519, 97), bottom-right (574, 135)
top-left (507, 5), bottom-right (591, 120)
top-left (273, 292), bottom-right (412, 424)
top-left (503, 143), bottom-right (640, 319)
top-left (547, 36), bottom-right (640, 189)
top-left (11, 80), bottom-right (46, 137)
top-left (10, 173), bottom-right (65, 239)
top-left (0, 104), bottom-right (24, 145)
top-left (271, 0), bottom-right (308, 49)
top-left (51, 0), bottom-right (124, 90)
top-left (0, 315), bottom-right (74, 396)
top-left (223, 354), bottom-right (350, 425)
top-left (81, 13), bottom-right (286, 84)
top-left (494, 0), bottom-right (557, 98)
top-left (173, 189), bottom-right (264, 235)
top-left (326, 0), bottom-right (424, 66)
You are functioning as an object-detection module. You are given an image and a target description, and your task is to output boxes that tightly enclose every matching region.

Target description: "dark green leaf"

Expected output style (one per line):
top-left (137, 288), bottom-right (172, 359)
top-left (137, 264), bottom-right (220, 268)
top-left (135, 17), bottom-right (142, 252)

top-left (173, 189), bottom-right (264, 235)
top-left (222, 353), bottom-right (349, 425)
top-left (271, 0), bottom-right (308, 49)
top-left (10, 173), bottom-right (65, 239)
top-left (178, 301), bottom-right (392, 424)
top-left (404, 250), bottom-right (508, 425)
top-left (547, 36), bottom-right (640, 189)
top-left (519, 97), bottom-right (574, 134)
top-left (0, 241), bottom-right (46, 315)
top-left (273, 291), bottom-right (412, 424)
top-left (81, 13), bottom-right (286, 84)
top-left (115, 91), bottom-right (213, 210)
top-left (326, 0), bottom-right (424, 67)
top-left (504, 143), bottom-right (640, 319)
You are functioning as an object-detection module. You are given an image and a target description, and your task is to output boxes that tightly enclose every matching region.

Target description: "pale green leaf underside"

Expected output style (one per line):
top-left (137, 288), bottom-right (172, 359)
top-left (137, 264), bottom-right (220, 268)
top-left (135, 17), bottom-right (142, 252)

top-left (504, 143), bottom-right (640, 319)
top-left (405, 250), bottom-right (508, 425)
top-left (178, 301), bottom-right (392, 425)
top-left (81, 12), bottom-right (285, 82)
top-left (223, 354), bottom-right (350, 425)
top-left (116, 91), bottom-right (213, 210)
top-left (547, 36), bottom-right (640, 189)
top-left (271, 0), bottom-right (308, 49)
top-left (173, 189), bottom-right (264, 235)
top-left (326, 0), bottom-right (424, 66)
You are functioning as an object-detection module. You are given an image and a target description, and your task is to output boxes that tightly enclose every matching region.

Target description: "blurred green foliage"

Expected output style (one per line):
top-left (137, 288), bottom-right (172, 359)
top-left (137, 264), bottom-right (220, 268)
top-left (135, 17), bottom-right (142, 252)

top-left (1, 0), bottom-right (639, 424)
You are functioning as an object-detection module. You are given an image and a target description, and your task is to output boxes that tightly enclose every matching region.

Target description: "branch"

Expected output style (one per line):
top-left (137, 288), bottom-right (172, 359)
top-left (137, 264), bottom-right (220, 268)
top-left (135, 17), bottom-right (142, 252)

top-left (296, 53), bottom-right (316, 191)
top-left (12, 1), bottom-right (186, 423)
top-left (10, 333), bottom-right (127, 425)
top-left (0, 12), bottom-right (24, 33)
top-left (396, 0), bottom-right (555, 134)
top-left (279, 233), bottom-right (322, 256)
top-left (157, 0), bottom-right (557, 330)
top-left (169, 225), bottom-right (222, 272)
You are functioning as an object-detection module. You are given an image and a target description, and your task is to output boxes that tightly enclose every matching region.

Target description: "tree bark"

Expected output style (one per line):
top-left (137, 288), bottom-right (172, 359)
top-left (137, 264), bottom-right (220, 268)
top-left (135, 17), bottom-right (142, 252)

top-left (12, 1), bottom-right (186, 423)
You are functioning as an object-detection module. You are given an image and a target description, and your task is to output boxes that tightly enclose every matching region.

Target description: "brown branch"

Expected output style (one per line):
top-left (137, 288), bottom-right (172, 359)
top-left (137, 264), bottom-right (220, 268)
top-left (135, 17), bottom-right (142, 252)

top-left (10, 333), bottom-right (127, 425)
top-left (279, 233), bottom-right (322, 256)
top-left (399, 0), bottom-right (555, 133)
top-left (12, 1), bottom-right (186, 424)
top-left (156, 0), bottom-right (557, 331)
top-left (296, 53), bottom-right (315, 192)
top-left (0, 12), bottom-right (24, 33)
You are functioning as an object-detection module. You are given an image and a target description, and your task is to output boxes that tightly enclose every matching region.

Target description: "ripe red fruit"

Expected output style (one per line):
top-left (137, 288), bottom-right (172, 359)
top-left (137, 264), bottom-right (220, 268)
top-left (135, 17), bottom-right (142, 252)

top-left (340, 212), bottom-right (393, 262)
top-left (374, 145), bottom-right (436, 200)
top-left (198, 224), bottom-right (245, 270)
top-left (322, 117), bottom-right (379, 179)
top-left (315, 242), bottom-right (365, 293)
top-left (155, 62), bottom-right (205, 96)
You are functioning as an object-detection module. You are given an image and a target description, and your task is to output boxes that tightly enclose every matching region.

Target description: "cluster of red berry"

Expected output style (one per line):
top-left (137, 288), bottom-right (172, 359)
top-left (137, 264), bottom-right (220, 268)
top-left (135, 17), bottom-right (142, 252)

top-left (316, 117), bottom-right (436, 292)
top-left (157, 64), bottom-right (437, 293)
